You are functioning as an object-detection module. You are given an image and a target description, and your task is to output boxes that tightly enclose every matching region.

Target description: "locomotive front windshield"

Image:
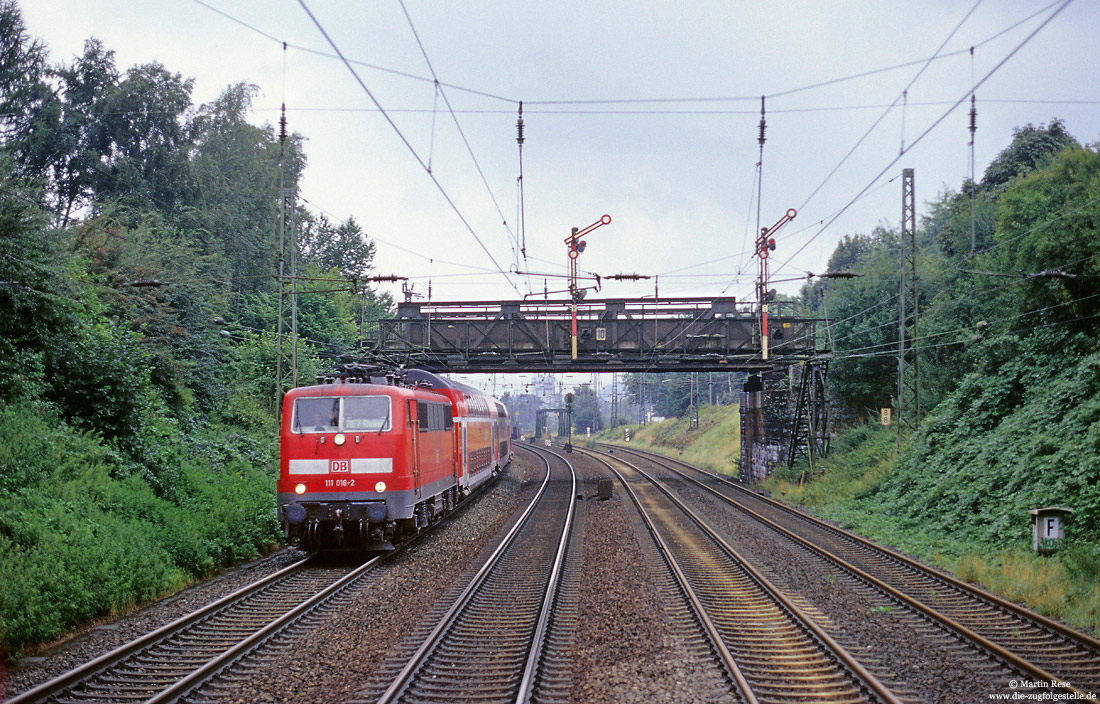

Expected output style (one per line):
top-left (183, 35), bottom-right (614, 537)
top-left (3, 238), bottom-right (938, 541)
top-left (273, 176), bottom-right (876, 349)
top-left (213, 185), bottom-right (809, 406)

top-left (343, 396), bottom-right (391, 431)
top-left (292, 396), bottom-right (391, 433)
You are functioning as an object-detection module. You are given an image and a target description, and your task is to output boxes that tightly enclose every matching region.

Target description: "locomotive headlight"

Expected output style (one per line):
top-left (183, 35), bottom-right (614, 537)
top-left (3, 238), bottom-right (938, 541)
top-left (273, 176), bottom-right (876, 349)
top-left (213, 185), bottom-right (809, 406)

top-left (295, 483), bottom-right (307, 495)
top-left (375, 481), bottom-right (386, 493)
top-left (334, 433), bottom-right (346, 446)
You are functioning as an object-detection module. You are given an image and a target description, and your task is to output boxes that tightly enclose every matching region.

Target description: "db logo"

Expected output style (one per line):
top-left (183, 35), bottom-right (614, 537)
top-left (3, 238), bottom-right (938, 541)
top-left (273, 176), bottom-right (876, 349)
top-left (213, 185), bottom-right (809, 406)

top-left (330, 460), bottom-right (350, 473)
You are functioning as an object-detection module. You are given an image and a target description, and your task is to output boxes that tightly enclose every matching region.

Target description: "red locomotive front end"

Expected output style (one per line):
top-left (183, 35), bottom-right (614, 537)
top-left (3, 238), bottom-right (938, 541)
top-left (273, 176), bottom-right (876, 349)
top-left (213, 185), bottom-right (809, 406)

top-left (278, 367), bottom-right (511, 551)
top-left (277, 378), bottom-right (459, 550)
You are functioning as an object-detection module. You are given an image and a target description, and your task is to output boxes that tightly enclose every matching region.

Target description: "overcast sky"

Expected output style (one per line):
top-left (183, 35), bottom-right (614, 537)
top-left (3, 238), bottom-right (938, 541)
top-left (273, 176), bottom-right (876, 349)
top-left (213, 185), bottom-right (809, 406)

top-left (19, 1), bottom-right (1100, 396)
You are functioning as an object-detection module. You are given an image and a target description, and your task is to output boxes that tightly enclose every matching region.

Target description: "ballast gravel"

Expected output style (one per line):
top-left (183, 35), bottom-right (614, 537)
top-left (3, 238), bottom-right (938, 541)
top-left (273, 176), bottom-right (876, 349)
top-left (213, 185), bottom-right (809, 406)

top-left (3, 547), bottom-right (307, 699)
top-left (6, 444), bottom-right (1038, 703)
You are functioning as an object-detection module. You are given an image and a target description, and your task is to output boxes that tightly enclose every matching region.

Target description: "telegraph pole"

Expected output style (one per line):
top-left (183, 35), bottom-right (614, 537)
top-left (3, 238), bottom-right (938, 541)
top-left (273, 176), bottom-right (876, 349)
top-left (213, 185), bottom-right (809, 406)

top-left (689, 372), bottom-right (700, 430)
top-left (564, 392), bottom-right (574, 453)
top-left (611, 372), bottom-right (619, 429)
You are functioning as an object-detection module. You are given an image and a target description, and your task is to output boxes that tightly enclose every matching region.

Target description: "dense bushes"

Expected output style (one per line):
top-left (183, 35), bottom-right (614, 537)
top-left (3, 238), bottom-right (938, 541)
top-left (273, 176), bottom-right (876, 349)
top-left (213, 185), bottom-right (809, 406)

top-left (0, 2), bottom-right (394, 659)
top-left (882, 330), bottom-right (1100, 547)
top-left (778, 331), bottom-right (1099, 551)
top-left (763, 331), bottom-right (1100, 632)
top-left (0, 402), bottom-right (280, 654)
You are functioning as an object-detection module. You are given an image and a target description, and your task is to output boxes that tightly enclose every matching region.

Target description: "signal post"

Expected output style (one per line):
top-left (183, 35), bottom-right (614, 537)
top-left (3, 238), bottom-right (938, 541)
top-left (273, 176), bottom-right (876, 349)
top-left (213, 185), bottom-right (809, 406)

top-left (755, 208), bottom-right (797, 360)
top-left (565, 214), bottom-right (612, 359)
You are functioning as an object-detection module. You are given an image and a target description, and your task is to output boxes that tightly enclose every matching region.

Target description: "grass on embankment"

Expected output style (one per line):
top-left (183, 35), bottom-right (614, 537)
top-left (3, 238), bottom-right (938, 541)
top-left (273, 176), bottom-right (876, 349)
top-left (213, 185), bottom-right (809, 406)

top-left (595, 404), bottom-right (741, 476)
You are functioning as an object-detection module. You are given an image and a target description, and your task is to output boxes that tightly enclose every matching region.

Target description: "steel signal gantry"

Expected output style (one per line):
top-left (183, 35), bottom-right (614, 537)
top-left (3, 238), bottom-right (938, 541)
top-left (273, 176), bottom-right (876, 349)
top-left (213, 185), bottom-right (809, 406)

top-left (564, 214), bottom-right (611, 359)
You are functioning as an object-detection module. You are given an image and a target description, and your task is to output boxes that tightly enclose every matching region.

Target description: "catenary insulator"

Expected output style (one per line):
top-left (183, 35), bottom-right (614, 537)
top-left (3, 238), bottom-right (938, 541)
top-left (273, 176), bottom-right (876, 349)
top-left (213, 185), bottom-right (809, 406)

top-left (757, 96), bottom-right (766, 146)
top-left (516, 102), bottom-right (525, 145)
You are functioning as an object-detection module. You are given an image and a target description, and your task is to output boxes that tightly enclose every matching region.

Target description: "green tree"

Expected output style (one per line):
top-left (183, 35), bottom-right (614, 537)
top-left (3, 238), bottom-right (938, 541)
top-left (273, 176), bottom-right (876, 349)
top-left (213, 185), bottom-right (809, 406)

top-left (500, 392), bottom-right (541, 434)
top-left (185, 83), bottom-right (287, 295)
top-left (71, 209), bottom-right (239, 418)
top-left (0, 157), bottom-right (74, 401)
top-left (986, 144), bottom-right (1100, 331)
top-left (825, 233), bottom-right (873, 273)
top-left (299, 214), bottom-right (376, 278)
top-left (570, 384), bottom-right (603, 433)
top-left (95, 61), bottom-right (194, 211)
top-left (0, 0), bottom-right (54, 178)
top-left (623, 372), bottom-right (694, 419)
top-left (810, 227), bottom-right (902, 414)
top-left (46, 39), bottom-right (121, 227)
top-left (982, 119), bottom-right (1077, 190)
top-left (923, 182), bottom-right (998, 258)
top-left (807, 120), bottom-right (1094, 421)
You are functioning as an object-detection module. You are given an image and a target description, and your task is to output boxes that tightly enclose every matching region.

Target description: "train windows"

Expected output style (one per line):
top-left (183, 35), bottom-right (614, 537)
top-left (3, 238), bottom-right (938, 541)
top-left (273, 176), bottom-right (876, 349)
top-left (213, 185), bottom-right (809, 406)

top-left (343, 396), bottom-right (391, 432)
top-left (293, 398), bottom-right (339, 433)
top-left (416, 401), bottom-right (451, 432)
top-left (466, 397), bottom-right (490, 417)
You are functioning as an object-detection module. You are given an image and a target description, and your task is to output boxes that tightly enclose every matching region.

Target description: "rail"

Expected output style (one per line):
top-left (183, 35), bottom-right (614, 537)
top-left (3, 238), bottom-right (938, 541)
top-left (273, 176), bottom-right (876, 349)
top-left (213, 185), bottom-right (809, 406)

top-left (608, 443), bottom-right (1100, 698)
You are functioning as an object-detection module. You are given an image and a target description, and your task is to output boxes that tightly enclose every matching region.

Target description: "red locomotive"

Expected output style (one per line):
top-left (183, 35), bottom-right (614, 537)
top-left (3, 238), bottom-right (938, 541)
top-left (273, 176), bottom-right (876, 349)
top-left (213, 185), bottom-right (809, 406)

top-left (277, 367), bottom-right (512, 550)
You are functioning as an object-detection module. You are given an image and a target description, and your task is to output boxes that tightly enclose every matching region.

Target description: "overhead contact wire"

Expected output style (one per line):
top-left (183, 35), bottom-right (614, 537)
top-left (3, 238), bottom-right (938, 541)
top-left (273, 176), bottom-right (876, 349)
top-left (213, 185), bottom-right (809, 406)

top-left (774, 0), bottom-right (1073, 279)
top-left (398, 0), bottom-right (527, 294)
top-left (197, 0), bottom-right (1063, 111)
top-left (796, 0), bottom-right (982, 218)
top-left (297, 0), bottom-right (521, 297)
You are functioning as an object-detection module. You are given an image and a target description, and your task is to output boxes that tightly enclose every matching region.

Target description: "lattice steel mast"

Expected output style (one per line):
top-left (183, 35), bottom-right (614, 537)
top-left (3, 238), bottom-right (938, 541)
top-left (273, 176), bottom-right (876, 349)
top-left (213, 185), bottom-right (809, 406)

top-left (897, 168), bottom-right (919, 442)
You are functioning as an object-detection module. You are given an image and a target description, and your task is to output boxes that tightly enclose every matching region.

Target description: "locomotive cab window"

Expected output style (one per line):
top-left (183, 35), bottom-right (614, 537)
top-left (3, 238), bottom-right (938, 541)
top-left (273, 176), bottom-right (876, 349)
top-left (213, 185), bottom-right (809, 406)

top-left (342, 396), bottom-right (391, 432)
top-left (292, 396), bottom-right (391, 433)
top-left (293, 397), bottom-right (339, 433)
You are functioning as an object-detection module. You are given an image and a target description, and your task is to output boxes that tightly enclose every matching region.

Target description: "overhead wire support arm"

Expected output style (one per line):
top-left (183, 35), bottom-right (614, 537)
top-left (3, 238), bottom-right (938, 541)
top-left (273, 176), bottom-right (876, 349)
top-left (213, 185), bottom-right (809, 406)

top-left (513, 270), bottom-right (600, 282)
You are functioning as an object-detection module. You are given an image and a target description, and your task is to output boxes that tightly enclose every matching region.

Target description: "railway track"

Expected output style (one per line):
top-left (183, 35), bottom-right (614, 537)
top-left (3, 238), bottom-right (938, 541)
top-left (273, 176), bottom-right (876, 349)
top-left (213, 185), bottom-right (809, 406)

top-left (7, 554), bottom-right (390, 704)
top-left (582, 447), bottom-right (902, 704)
top-left (607, 443), bottom-right (1100, 698)
top-left (354, 443), bottom-right (577, 704)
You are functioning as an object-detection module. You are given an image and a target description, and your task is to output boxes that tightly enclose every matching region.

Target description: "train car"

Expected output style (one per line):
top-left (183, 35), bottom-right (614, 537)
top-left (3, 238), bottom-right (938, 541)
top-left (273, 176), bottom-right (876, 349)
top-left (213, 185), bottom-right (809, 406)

top-left (277, 366), bottom-right (511, 550)
top-left (406, 369), bottom-right (513, 496)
